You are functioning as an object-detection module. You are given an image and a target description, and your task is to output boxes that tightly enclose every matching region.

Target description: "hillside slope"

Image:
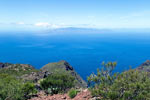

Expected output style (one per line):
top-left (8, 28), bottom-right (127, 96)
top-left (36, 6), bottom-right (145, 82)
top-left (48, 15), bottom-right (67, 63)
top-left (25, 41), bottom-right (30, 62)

top-left (41, 60), bottom-right (87, 88)
top-left (0, 61), bottom-right (87, 88)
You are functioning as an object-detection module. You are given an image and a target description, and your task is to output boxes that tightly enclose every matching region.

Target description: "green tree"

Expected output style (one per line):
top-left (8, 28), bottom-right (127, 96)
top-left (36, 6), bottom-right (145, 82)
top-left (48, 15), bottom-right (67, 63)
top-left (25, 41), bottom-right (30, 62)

top-left (88, 61), bottom-right (150, 100)
top-left (88, 61), bottom-right (117, 85)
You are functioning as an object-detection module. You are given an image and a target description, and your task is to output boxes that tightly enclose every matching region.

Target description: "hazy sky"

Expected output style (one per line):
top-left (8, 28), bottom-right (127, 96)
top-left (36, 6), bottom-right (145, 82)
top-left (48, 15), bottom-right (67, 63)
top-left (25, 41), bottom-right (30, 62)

top-left (0, 0), bottom-right (150, 31)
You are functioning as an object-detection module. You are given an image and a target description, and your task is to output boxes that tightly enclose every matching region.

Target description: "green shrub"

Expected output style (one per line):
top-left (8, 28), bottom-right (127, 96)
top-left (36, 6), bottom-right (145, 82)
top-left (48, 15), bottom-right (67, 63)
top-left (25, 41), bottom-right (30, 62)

top-left (87, 61), bottom-right (117, 87)
top-left (0, 74), bottom-right (38, 100)
top-left (40, 71), bottom-right (75, 94)
top-left (0, 74), bottom-right (24, 100)
top-left (68, 89), bottom-right (78, 98)
top-left (22, 82), bottom-right (37, 99)
top-left (87, 61), bottom-right (117, 98)
top-left (108, 70), bottom-right (150, 100)
top-left (88, 61), bottom-right (150, 100)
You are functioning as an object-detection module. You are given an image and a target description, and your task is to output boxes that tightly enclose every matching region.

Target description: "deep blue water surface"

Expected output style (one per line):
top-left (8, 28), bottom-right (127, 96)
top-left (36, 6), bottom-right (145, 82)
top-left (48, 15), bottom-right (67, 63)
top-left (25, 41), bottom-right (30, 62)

top-left (0, 32), bottom-right (150, 80)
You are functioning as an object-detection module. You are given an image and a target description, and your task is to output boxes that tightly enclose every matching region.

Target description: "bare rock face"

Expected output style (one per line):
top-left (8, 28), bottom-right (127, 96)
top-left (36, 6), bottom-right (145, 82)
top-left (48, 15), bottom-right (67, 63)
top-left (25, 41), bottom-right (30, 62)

top-left (0, 63), bottom-right (5, 68)
top-left (41, 60), bottom-right (87, 88)
top-left (0, 62), bottom-right (34, 70)
top-left (0, 63), bottom-right (12, 68)
top-left (137, 60), bottom-right (150, 72)
top-left (21, 70), bottom-right (51, 83)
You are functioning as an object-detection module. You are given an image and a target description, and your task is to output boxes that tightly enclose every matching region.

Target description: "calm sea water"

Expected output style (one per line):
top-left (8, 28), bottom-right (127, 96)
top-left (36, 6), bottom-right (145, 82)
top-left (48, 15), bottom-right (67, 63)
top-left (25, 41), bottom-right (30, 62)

top-left (0, 32), bottom-right (150, 80)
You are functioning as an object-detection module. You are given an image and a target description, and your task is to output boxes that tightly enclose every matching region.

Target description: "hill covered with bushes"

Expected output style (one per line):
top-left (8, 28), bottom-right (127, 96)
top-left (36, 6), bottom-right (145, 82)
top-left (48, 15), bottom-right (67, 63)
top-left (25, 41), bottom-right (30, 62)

top-left (0, 60), bottom-right (86, 100)
top-left (0, 60), bottom-right (150, 100)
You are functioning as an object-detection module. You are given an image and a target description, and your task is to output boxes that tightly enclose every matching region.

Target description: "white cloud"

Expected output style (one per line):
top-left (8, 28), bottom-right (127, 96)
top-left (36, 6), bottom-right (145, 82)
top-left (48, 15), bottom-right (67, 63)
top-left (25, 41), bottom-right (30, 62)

top-left (34, 22), bottom-right (63, 29)
top-left (35, 22), bottom-right (50, 27)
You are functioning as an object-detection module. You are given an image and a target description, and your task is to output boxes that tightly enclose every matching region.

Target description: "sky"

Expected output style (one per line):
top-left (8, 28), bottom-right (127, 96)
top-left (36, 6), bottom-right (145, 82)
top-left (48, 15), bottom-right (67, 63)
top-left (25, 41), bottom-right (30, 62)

top-left (0, 0), bottom-right (150, 31)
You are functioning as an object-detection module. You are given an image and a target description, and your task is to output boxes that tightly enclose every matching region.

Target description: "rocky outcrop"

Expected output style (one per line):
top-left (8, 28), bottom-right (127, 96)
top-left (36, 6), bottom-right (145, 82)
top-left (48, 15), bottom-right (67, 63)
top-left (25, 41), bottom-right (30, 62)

top-left (0, 63), bottom-right (5, 68)
top-left (0, 61), bottom-right (87, 88)
top-left (21, 71), bottom-right (51, 83)
top-left (41, 60), bottom-right (87, 88)
top-left (41, 60), bottom-right (74, 72)
top-left (137, 60), bottom-right (150, 72)
top-left (0, 62), bottom-right (39, 82)
top-left (0, 63), bottom-right (12, 68)
top-left (0, 62), bottom-right (34, 70)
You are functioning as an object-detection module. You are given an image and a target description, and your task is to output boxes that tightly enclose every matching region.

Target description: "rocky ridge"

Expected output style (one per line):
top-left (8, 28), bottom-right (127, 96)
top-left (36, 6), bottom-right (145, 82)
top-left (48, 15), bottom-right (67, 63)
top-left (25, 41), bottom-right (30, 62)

top-left (137, 60), bottom-right (150, 72)
top-left (41, 60), bottom-right (87, 88)
top-left (0, 60), bottom-right (87, 88)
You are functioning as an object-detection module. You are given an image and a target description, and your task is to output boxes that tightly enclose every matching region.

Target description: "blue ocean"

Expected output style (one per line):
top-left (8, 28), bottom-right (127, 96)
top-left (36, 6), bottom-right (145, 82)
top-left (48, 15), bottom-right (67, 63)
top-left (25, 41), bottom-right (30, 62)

top-left (0, 32), bottom-right (150, 80)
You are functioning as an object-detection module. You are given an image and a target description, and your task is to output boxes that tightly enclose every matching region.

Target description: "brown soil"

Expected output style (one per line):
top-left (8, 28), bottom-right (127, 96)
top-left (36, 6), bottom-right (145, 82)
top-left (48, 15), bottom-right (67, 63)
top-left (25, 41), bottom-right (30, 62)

top-left (29, 89), bottom-right (92, 100)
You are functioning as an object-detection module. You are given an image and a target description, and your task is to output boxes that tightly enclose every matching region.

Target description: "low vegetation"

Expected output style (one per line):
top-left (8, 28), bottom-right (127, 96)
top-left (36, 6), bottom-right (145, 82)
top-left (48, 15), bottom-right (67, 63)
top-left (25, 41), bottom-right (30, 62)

top-left (0, 74), bottom-right (24, 100)
top-left (22, 82), bottom-right (37, 99)
top-left (40, 70), bottom-right (75, 95)
top-left (0, 64), bottom-right (38, 77)
top-left (88, 61), bottom-right (150, 100)
top-left (68, 89), bottom-right (78, 98)
top-left (0, 74), bottom-right (37, 100)
top-left (1, 61), bottom-right (150, 100)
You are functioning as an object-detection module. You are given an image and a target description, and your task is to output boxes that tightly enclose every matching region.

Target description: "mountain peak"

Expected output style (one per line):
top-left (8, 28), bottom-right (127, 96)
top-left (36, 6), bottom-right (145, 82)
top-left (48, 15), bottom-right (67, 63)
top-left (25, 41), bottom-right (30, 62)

top-left (41, 60), bottom-right (87, 88)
